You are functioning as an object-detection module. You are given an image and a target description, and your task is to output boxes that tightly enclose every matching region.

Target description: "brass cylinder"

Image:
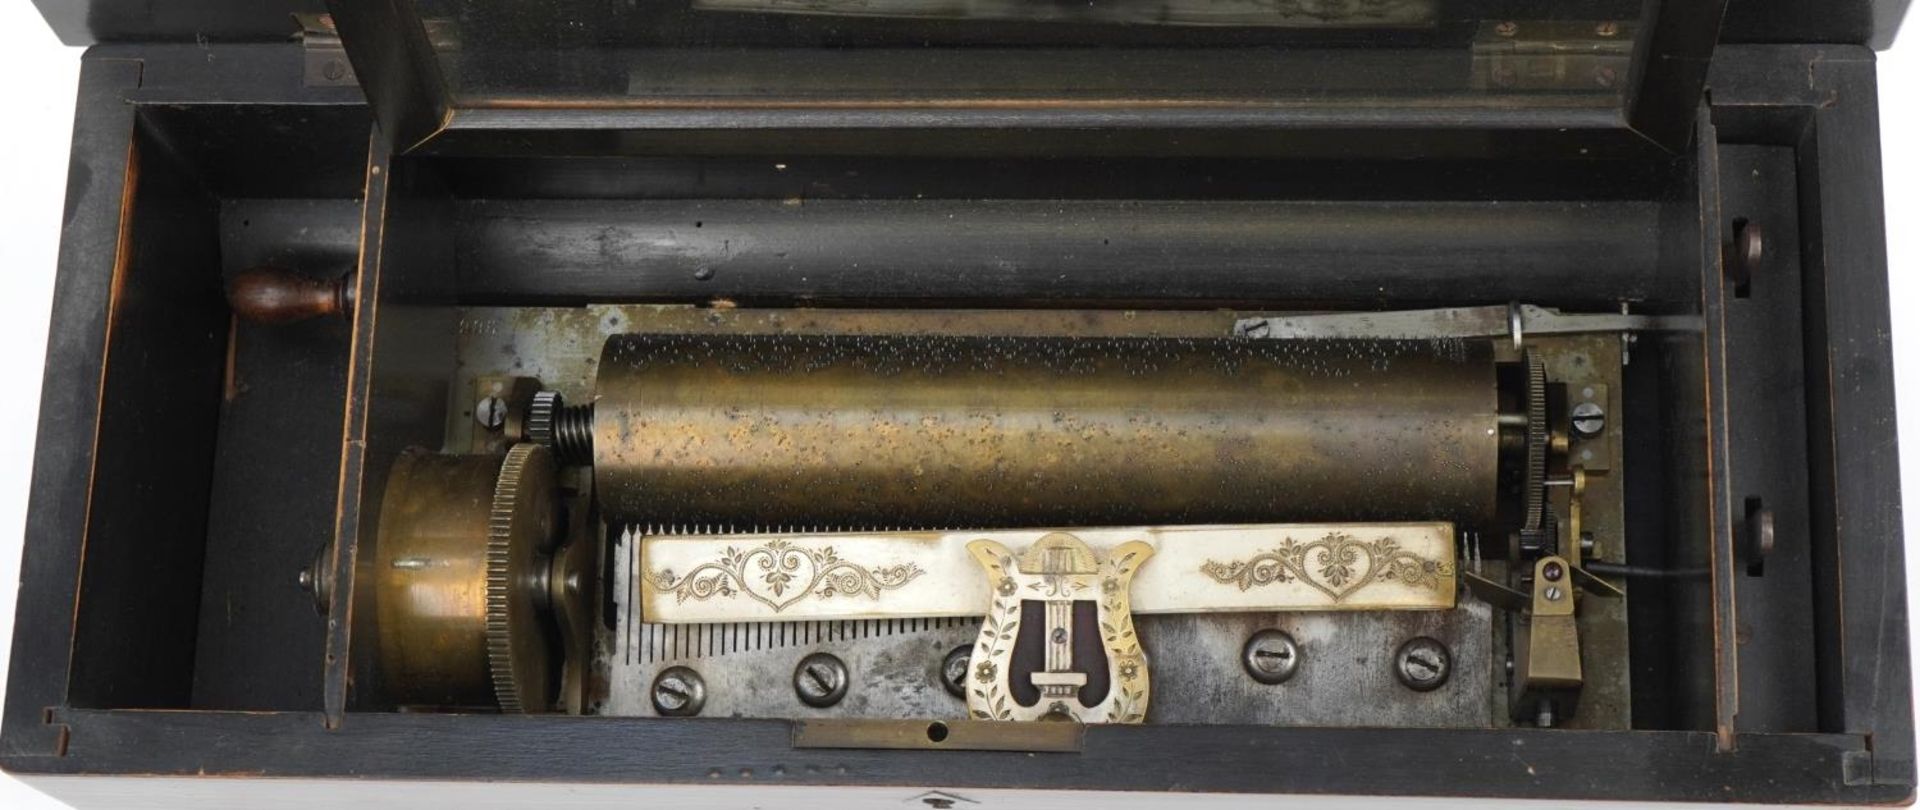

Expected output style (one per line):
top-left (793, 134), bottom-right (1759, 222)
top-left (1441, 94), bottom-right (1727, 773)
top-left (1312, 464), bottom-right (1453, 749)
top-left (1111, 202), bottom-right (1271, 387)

top-left (592, 334), bottom-right (1500, 529)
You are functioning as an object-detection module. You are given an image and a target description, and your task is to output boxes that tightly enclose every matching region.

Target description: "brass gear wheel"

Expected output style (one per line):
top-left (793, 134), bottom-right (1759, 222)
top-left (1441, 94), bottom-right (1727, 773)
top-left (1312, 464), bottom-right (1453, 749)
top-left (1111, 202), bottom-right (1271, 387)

top-left (1522, 349), bottom-right (1549, 534)
top-left (374, 445), bottom-right (559, 712)
top-left (486, 443), bottom-right (559, 713)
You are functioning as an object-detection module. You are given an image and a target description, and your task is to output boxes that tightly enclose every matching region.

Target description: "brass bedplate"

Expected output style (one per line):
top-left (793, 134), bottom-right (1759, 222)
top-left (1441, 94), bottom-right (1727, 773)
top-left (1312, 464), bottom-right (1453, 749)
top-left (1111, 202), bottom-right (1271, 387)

top-left (346, 303), bottom-right (1631, 734)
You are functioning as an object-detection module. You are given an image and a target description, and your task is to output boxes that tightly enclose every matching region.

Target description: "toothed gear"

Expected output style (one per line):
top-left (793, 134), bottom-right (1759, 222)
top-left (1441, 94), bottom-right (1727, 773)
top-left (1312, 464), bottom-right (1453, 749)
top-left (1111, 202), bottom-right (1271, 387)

top-left (527, 391), bottom-right (562, 448)
top-left (1519, 510), bottom-right (1558, 560)
top-left (1522, 349), bottom-right (1548, 534)
top-left (486, 443), bottom-right (558, 713)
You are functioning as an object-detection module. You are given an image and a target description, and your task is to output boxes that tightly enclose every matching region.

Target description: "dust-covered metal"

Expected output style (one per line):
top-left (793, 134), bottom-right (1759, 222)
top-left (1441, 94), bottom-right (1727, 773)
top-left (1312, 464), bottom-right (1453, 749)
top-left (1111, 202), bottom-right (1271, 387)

top-left (650, 666), bottom-right (706, 717)
top-left (1242, 629), bottom-right (1301, 685)
top-left (373, 447), bottom-right (559, 710)
top-left (592, 334), bottom-right (1502, 529)
top-left (1393, 636), bottom-right (1452, 692)
top-left (794, 652), bottom-right (851, 708)
top-left (371, 445), bottom-right (591, 713)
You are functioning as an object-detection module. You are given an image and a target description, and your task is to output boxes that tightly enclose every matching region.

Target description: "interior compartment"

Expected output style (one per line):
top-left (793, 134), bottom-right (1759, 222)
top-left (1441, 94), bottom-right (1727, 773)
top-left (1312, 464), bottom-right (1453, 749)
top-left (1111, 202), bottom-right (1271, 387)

top-left (331, 143), bottom-right (1762, 733)
top-left (45, 99), bottom-right (1823, 738)
top-left (62, 105), bottom-right (371, 712)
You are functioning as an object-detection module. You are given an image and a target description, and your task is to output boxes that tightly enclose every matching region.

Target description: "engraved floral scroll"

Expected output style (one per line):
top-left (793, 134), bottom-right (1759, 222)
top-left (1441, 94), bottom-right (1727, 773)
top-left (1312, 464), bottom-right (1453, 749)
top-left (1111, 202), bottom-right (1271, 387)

top-left (1200, 533), bottom-right (1454, 604)
top-left (648, 538), bottom-right (923, 614)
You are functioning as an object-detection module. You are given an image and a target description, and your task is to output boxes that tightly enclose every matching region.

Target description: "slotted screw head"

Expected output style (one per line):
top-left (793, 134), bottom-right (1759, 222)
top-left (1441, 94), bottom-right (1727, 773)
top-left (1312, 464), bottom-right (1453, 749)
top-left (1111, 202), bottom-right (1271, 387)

top-left (1242, 629), bottom-right (1300, 685)
top-left (1571, 401), bottom-right (1607, 439)
top-left (940, 645), bottom-right (971, 698)
top-left (1394, 637), bottom-right (1452, 692)
top-left (474, 395), bottom-right (508, 431)
top-left (794, 652), bottom-right (849, 708)
top-left (651, 666), bottom-right (705, 717)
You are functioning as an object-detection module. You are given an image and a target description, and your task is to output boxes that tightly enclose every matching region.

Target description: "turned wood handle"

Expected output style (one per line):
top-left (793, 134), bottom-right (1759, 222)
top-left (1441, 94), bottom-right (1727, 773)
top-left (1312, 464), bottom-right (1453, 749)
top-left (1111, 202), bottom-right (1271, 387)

top-left (226, 266), bottom-right (353, 325)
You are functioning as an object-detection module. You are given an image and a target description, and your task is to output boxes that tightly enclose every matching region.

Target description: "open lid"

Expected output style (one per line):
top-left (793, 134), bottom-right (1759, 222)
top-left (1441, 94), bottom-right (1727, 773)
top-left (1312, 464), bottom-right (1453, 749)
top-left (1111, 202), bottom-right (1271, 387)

top-left (28, 1), bottom-right (1912, 155)
top-left (322, 0), bottom-right (1722, 156)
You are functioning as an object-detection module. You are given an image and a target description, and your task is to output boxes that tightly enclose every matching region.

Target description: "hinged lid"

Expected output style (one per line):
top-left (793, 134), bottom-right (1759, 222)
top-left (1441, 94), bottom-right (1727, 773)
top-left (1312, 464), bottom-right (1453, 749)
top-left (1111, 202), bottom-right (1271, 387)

top-left (323, 0), bottom-right (1725, 156)
top-left (28, 1), bottom-right (1910, 155)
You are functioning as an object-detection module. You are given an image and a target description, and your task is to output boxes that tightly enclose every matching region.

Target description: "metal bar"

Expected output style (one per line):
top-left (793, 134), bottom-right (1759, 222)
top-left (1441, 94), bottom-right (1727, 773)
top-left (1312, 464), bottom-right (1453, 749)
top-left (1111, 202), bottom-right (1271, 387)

top-left (1233, 304), bottom-right (1702, 342)
top-left (452, 199), bottom-right (1678, 308)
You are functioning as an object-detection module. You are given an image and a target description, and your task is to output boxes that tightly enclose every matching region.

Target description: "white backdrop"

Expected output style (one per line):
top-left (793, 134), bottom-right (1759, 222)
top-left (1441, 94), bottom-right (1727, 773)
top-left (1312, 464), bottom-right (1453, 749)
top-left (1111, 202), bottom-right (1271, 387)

top-left (0, 6), bottom-right (1915, 809)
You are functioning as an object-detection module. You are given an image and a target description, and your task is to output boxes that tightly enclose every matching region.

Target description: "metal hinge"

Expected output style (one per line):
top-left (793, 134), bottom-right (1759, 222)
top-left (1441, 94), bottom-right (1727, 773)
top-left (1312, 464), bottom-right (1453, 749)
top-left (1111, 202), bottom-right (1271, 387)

top-left (1472, 20), bottom-right (1636, 92)
top-left (294, 13), bottom-right (357, 88)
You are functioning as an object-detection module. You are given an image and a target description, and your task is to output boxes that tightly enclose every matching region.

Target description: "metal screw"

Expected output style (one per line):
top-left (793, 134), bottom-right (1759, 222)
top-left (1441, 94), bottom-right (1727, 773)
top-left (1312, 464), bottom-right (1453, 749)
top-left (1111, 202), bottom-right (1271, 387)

top-left (940, 645), bottom-right (971, 698)
top-left (794, 652), bottom-right (850, 708)
top-left (1593, 65), bottom-right (1618, 88)
top-left (1394, 637), bottom-right (1452, 692)
top-left (474, 395), bottom-right (508, 431)
top-left (651, 666), bottom-right (706, 716)
top-left (1545, 585), bottom-right (1564, 601)
top-left (1571, 401), bottom-right (1606, 439)
top-left (1595, 21), bottom-right (1619, 37)
top-left (1542, 561), bottom-right (1564, 582)
top-left (1495, 20), bottom-right (1518, 37)
top-left (693, 267), bottom-right (715, 281)
top-left (1492, 65), bottom-right (1518, 87)
top-left (1242, 629), bottom-right (1300, 685)
top-left (299, 544), bottom-right (334, 616)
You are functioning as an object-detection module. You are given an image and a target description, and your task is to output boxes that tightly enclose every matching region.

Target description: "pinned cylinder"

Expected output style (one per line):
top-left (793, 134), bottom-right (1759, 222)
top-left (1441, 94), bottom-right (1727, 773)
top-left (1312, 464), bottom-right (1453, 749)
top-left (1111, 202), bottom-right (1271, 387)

top-left (590, 334), bottom-right (1504, 530)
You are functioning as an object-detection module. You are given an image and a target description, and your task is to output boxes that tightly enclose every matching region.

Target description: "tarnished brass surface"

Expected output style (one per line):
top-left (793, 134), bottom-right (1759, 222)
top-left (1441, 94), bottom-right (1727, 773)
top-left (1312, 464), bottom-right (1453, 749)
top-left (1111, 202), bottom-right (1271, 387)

top-left (1510, 555), bottom-right (1584, 724)
top-left (373, 447), bottom-right (559, 710)
top-left (593, 334), bottom-right (1499, 528)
